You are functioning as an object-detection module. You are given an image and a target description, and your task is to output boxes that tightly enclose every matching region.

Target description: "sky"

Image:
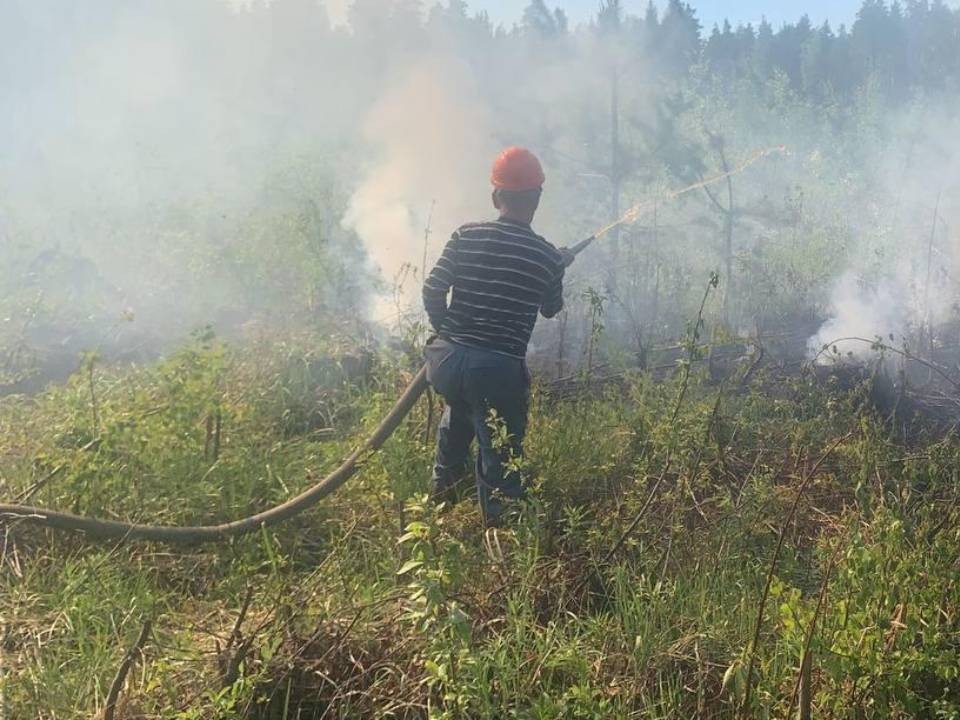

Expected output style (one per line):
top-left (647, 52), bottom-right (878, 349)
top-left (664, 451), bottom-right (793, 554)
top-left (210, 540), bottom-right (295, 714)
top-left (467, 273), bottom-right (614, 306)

top-left (473, 0), bottom-right (863, 31)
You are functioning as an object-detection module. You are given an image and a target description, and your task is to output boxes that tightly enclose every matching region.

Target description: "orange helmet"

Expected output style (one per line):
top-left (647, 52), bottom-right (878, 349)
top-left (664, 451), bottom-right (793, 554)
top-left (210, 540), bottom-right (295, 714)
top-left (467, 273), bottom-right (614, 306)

top-left (491, 146), bottom-right (545, 191)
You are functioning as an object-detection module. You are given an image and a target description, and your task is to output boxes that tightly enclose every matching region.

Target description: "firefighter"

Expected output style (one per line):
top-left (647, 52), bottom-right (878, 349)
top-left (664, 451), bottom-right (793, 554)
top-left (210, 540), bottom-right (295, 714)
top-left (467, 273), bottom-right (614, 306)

top-left (422, 147), bottom-right (573, 525)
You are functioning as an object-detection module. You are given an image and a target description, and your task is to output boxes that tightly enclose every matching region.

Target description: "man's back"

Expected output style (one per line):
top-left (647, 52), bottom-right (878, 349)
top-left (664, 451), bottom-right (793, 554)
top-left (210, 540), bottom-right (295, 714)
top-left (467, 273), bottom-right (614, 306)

top-left (423, 218), bottom-right (565, 358)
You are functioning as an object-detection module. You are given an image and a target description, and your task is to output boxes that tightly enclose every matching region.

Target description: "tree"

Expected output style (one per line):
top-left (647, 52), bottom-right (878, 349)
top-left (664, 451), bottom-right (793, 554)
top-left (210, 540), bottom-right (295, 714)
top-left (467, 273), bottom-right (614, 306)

top-left (919, 0), bottom-right (960, 88)
top-left (830, 24), bottom-right (858, 96)
top-left (596, 0), bottom-right (625, 287)
top-left (658, 0), bottom-right (701, 76)
top-left (733, 23), bottom-right (757, 71)
top-left (522, 0), bottom-right (565, 38)
top-left (597, 0), bottom-right (622, 34)
top-left (426, 0), bottom-right (493, 48)
top-left (704, 19), bottom-right (738, 78)
top-left (850, 0), bottom-right (908, 94)
top-left (800, 21), bottom-right (835, 100)
top-left (771, 14), bottom-right (813, 89)
top-left (753, 17), bottom-right (775, 79)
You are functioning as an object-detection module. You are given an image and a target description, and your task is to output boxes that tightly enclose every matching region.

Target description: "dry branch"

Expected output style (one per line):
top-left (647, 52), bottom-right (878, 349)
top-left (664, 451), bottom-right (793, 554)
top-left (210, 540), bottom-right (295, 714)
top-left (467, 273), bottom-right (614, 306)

top-left (102, 618), bottom-right (152, 720)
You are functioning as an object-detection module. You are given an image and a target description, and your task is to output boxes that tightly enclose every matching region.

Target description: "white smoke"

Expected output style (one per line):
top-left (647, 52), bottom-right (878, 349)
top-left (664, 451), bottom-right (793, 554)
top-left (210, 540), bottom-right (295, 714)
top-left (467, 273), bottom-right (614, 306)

top-left (326, 0), bottom-right (349, 27)
top-left (342, 57), bottom-right (496, 323)
top-left (808, 104), bottom-right (960, 362)
top-left (807, 271), bottom-right (909, 360)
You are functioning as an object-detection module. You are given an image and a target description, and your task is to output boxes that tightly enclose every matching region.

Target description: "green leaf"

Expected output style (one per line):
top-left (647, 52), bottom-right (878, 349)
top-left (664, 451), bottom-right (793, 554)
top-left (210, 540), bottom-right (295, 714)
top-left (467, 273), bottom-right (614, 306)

top-left (396, 559), bottom-right (424, 575)
top-left (722, 659), bottom-right (742, 693)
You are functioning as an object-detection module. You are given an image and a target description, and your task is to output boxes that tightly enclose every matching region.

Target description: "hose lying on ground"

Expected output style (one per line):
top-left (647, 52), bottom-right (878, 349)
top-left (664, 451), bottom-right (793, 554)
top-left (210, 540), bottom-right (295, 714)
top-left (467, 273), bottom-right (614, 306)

top-left (0, 368), bottom-right (429, 544)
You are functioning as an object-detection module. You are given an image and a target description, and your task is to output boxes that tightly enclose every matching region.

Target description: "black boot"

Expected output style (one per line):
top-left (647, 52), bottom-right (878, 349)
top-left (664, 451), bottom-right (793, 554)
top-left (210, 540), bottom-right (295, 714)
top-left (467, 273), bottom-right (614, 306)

top-left (429, 480), bottom-right (459, 508)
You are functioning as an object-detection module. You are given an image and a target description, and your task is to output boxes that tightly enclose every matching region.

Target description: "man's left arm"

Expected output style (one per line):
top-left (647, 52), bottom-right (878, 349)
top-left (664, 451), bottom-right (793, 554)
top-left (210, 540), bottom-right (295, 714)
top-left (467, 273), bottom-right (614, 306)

top-left (422, 231), bottom-right (460, 331)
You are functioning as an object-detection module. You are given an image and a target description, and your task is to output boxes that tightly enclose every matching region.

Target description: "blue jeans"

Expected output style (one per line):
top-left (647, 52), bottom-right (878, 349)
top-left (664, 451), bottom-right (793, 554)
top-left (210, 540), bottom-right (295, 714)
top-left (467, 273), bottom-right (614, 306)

top-left (425, 338), bottom-right (529, 521)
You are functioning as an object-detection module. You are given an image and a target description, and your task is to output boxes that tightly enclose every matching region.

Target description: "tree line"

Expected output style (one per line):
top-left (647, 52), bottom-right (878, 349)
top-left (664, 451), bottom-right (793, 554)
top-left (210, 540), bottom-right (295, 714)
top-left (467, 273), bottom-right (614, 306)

top-left (502, 0), bottom-right (959, 101)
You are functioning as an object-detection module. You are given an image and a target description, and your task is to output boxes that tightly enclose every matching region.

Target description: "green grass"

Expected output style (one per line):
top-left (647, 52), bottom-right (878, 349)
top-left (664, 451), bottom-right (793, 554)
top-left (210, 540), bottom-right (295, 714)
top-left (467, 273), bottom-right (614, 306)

top-left (1, 336), bottom-right (959, 719)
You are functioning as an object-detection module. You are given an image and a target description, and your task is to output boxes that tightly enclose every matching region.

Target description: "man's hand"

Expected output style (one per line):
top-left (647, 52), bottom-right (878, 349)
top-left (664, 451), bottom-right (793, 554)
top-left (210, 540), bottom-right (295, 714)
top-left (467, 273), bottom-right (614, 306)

top-left (558, 247), bottom-right (576, 268)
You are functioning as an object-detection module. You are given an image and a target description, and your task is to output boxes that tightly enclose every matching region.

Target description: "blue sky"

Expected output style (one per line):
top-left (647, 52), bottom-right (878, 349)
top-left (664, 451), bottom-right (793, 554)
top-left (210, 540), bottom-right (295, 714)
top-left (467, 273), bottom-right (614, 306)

top-left (474, 1), bottom-right (863, 31)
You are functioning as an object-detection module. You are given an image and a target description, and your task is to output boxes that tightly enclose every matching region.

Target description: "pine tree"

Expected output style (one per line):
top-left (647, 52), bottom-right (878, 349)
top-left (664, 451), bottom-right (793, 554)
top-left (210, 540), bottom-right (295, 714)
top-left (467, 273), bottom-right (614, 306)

top-left (851, 0), bottom-right (892, 82)
top-left (830, 23), bottom-right (858, 96)
top-left (887, 2), bottom-right (909, 95)
top-left (523, 0), bottom-right (566, 38)
top-left (643, 0), bottom-right (659, 29)
top-left (753, 17), bottom-right (775, 79)
top-left (637, 0), bottom-right (660, 55)
top-left (659, 0), bottom-right (701, 76)
top-left (554, 8), bottom-right (569, 34)
top-left (771, 15), bottom-right (813, 89)
top-left (733, 23), bottom-right (757, 72)
top-left (800, 21), bottom-right (835, 100)
top-left (704, 19), bottom-right (738, 78)
top-left (924, 0), bottom-right (960, 88)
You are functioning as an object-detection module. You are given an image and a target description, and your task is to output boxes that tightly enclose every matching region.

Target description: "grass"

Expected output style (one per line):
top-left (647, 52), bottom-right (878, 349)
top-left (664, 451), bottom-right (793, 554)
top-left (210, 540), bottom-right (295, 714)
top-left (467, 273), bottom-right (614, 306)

top-left (1, 332), bottom-right (959, 719)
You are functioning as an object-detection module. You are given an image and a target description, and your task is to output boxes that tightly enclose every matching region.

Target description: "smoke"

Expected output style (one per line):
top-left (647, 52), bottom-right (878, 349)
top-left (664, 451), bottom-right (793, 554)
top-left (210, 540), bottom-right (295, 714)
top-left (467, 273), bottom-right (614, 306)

top-left (808, 102), bottom-right (960, 362)
top-left (807, 271), bottom-right (909, 359)
top-left (342, 57), bottom-right (496, 322)
top-left (326, 0), bottom-right (349, 27)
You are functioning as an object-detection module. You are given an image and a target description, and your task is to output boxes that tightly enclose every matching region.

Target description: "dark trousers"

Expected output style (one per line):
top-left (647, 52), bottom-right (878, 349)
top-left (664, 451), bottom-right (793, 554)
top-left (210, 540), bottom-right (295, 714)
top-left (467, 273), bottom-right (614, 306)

top-left (424, 338), bottom-right (529, 520)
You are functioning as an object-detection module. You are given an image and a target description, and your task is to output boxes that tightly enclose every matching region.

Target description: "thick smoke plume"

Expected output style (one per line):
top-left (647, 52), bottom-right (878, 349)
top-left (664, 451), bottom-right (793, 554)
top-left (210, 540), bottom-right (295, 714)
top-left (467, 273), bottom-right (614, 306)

top-left (342, 58), bottom-right (495, 322)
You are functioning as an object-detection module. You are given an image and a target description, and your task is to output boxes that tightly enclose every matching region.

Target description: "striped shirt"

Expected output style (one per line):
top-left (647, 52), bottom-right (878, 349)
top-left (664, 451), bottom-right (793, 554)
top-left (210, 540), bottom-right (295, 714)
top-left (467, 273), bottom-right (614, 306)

top-left (423, 217), bottom-right (565, 358)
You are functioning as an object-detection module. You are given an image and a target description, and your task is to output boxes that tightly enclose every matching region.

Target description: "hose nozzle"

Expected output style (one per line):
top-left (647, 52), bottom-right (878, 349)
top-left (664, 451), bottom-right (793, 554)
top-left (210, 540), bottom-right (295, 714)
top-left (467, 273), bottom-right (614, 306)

top-left (570, 235), bottom-right (596, 256)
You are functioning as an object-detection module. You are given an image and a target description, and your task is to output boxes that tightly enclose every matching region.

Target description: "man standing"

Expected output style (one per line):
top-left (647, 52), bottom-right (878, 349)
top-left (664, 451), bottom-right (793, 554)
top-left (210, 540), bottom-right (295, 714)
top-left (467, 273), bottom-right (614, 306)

top-left (422, 146), bottom-right (572, 525)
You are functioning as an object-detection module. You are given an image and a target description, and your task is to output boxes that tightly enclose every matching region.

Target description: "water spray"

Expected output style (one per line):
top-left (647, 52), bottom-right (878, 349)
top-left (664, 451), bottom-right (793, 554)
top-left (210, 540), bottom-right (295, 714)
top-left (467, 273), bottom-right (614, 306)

top-left (570, 145), bottom-right (787, 258)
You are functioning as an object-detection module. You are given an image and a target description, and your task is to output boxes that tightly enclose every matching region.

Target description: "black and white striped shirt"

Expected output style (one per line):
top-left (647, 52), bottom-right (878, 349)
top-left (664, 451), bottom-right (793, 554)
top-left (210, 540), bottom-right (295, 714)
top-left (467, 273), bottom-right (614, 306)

top-left (423, 218), bottom-right (565, 358)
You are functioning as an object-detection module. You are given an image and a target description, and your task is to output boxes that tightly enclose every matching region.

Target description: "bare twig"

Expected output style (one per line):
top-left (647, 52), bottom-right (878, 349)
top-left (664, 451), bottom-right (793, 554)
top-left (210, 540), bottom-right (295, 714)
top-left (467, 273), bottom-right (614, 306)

top-left (102, 618), bottom-right (152, 720)
top-left (787, 540), bottom-right (843, 714)
top-left (18, 437), bottom-right (101, 503)
top-left (17, 465), bottom-right (65, 503)
top-left (219, 587), bottom-right (256, 686)
top-left (797, 649), bottom-right (812, 720)
top-left (213, 410), bottom-right (222, 462)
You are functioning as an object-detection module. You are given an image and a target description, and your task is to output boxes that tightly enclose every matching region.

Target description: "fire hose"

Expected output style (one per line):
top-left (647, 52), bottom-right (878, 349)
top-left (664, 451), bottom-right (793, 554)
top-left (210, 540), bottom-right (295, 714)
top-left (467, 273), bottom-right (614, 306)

top-left (0, 148), bottom-right (781, 543)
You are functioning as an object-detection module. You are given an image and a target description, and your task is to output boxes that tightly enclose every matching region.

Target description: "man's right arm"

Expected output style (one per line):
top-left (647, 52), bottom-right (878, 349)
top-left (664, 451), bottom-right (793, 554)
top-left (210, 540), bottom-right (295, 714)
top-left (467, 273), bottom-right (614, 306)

top-left (422, 231), bottom-right (460, 331)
